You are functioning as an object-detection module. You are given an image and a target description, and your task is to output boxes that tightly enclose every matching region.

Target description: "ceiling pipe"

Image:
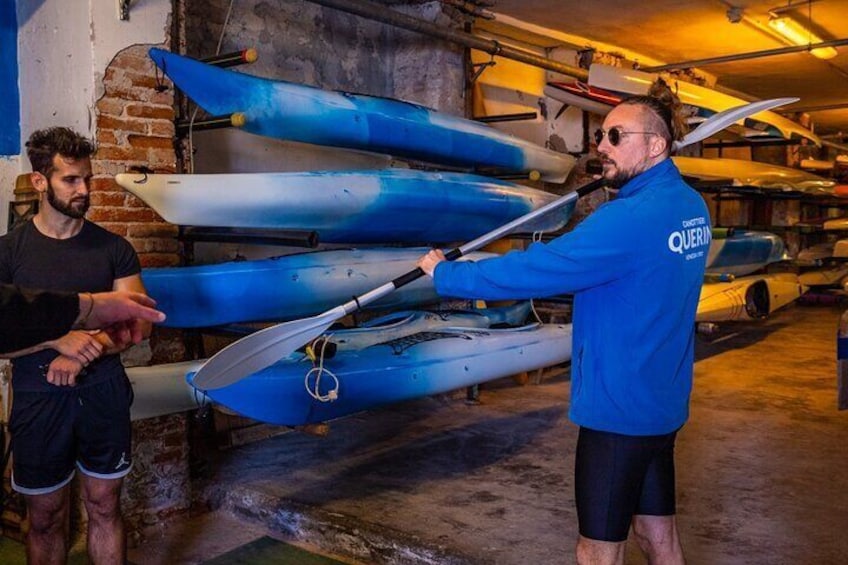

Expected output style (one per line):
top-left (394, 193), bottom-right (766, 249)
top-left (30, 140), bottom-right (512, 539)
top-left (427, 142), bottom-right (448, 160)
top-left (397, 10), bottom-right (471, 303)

top-left (822, 139), bottom-right (848, 153)
top-left (768, 0), bottom-right (825, 16)
top-left (783, 102), bottom-right (848, 113)
top-left (640, 37), bottom-right (848, 72)
top-left (301, 0), bottom-right (589, 81)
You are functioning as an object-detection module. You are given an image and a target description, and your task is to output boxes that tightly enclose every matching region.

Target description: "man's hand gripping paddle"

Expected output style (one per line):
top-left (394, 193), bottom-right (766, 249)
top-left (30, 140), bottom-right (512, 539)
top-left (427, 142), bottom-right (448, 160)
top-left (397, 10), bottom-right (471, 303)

top-left (190, 97), bottom-right (798, 390)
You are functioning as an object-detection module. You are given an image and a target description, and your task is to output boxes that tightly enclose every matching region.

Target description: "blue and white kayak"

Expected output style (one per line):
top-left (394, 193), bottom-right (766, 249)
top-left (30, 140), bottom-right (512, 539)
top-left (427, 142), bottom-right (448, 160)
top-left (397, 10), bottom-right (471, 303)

top-left (141, 247), bottom-right (496, 328)
top-left (706, 230), bottom-right (787, 277)
top-left (125, 303), bottom-right (531, 420)
top-left (186, 323), bottom-right (573, 426)
top-left (115, 169), bottom-right (575, 242)
top-left (148, 48), bottom-right (576, 182)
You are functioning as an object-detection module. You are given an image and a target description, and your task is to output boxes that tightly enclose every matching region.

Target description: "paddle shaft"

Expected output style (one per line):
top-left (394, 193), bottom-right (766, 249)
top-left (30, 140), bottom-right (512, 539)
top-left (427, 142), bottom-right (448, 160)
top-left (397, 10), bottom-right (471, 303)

top-left (341, 177), bottom-right (607, 317)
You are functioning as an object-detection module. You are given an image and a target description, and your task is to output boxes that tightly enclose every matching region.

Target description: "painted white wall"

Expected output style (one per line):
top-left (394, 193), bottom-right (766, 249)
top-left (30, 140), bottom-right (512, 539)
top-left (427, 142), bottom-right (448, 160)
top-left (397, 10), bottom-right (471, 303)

top-left (6, 0), bottom-right (171, 235)
top-left (17, 0), bottom-right (94, 142)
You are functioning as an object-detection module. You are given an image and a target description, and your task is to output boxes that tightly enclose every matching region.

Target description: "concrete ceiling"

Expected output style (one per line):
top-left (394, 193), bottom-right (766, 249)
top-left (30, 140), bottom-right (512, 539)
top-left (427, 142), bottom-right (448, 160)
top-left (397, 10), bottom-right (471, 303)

top-left (486, 0), bottom-right (848, 141)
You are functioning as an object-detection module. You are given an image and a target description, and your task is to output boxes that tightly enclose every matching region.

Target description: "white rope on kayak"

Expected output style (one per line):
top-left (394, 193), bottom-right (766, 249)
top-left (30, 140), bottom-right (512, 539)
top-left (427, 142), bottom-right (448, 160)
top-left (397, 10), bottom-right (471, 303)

top-left (530, 230), bottom-right (546, 324)
top-left (304, 335), bottom-right (340, 402)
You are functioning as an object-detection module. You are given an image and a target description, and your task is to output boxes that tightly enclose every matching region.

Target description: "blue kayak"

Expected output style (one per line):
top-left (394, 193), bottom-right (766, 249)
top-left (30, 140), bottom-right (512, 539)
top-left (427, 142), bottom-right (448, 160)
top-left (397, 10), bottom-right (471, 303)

top-left (115, 169), bottom-right (575, 243)
top-left (126, 303), bottom-right (531, 420)
top-left (186, 323), bottom-right (573, 426)
top-left (706, 230), bottom-right (787, 277)
top-left (141, 247), bottom-right (496, 328)
top-left (149, 48), bottom-right (576, 182)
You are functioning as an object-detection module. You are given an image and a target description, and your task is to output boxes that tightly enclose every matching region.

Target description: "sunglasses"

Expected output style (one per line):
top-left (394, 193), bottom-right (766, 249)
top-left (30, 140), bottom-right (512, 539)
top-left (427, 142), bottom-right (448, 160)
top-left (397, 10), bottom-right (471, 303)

top-left (594, 127), bottom-right (660, 147)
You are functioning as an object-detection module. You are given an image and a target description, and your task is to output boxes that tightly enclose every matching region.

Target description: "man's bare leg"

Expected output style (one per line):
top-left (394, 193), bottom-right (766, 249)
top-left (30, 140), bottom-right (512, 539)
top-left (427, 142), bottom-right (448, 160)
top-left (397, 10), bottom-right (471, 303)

top-left (80, 474), bottom-right (125, 565)
top-left (576, 535), bottom-right (626, 565)
top-left (632, 514), bottom-right (685, 565)
top-left (26, 486), bottom-right (71, 565)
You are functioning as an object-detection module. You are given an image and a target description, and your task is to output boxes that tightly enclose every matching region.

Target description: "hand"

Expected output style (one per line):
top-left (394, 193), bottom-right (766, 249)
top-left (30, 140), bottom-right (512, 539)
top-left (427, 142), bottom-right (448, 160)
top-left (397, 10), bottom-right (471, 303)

top-left (80, 290), bottom-right (166, 329)
top-left (417, 249), bottom-right (447, 277)
top-left (47, 331), bottom-right (103, 365)
top-left (46, 355), bottom-right (84, 387)
top-left (102, 319), bottom-right (147, 349)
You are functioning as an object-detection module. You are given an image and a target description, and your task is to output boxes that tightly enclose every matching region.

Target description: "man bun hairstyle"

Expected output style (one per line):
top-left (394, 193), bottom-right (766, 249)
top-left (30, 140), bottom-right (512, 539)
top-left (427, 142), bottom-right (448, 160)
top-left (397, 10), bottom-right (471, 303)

top-left (620, 78), bottom-right (687, 154)
top-left (26, 127), bottom-right (96, 178)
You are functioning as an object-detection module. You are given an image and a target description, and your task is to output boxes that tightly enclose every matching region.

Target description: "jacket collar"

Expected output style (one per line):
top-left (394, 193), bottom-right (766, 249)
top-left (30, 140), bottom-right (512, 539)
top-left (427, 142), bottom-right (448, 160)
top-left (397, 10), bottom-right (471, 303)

top-left (617, 158), bottom-right (677, 198)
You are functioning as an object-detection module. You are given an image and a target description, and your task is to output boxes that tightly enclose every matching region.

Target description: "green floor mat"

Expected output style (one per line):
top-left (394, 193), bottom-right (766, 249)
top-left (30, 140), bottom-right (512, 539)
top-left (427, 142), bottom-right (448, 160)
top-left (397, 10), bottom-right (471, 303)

top-left (203, 536), bottom-right (349, 564)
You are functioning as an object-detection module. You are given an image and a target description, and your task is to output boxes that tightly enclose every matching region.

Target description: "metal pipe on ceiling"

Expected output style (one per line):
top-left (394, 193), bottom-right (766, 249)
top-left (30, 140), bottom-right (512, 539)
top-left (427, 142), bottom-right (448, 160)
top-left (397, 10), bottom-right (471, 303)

top-left (783, 102), bottom-right (848, 113)
top-left (640, 37), bottom-right (848, 72)
top-left (822, 139), bottom-right (848, 152)
top-left (301, 0), bottom-right (589, 81)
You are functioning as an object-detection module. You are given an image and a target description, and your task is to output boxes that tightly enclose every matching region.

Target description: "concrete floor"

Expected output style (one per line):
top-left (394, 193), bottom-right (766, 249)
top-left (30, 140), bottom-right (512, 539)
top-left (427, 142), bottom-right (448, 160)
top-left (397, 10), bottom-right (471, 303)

top-left (130, 302), bottom-right (848, 564)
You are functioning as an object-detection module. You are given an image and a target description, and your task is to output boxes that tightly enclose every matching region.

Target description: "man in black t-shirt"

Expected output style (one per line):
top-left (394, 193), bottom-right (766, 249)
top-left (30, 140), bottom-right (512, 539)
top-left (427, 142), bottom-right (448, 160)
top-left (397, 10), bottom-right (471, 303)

top-left (0, 127), bottom-right (150, 565)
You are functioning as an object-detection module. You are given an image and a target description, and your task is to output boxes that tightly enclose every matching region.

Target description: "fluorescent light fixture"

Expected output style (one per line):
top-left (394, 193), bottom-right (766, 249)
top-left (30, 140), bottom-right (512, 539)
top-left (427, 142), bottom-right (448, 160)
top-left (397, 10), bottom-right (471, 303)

top-left (767, 15), bottom-right (838, 59)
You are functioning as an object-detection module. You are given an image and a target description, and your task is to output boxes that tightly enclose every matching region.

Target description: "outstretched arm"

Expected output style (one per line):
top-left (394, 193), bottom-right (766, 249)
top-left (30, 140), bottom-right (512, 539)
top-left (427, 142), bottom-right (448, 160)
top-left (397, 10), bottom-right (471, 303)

top-left (75, 289), bottom-right (164, 331)
top-left (94, 274), bottom-right (155, 353)
top-left (0, 284), bottom-right (164, 355)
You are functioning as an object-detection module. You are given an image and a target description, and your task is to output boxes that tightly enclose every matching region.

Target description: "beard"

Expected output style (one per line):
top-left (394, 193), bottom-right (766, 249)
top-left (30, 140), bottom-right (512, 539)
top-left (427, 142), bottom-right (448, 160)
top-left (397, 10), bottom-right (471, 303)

top-left (47, 181), bottom-right (89, 219)
top-left (601, 156), bottom-right (654, 189)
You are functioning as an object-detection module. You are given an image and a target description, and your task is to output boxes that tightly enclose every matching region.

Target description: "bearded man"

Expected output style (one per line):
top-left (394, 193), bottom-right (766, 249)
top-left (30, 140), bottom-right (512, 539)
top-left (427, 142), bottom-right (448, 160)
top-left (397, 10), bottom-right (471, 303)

top-left (0, 127), bottom-right (149, 565)
top-left (418, 86), bottom-right (709, 565)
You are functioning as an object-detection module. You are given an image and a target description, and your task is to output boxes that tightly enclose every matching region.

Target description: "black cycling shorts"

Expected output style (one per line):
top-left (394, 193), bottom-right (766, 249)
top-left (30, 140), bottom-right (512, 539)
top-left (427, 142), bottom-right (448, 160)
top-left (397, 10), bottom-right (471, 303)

top-left (10, 373), bottom-right (134, 495)
top-left (575, 426), bottom-right (678, 542)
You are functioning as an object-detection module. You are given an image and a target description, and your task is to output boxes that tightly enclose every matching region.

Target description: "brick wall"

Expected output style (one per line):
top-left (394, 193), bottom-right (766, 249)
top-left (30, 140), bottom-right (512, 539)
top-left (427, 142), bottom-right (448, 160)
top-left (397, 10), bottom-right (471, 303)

top-left (93, 44), bottom-right (194, 538)
top-left (92, 44), bottom-right (180, 269)
top-left (123, 414), bottom-right (192, 539)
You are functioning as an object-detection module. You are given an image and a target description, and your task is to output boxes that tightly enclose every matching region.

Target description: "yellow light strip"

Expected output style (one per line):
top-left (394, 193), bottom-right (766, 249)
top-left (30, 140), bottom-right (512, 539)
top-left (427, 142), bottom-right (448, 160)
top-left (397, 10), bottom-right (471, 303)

top-left (767, 16), bottom-right (838, 60)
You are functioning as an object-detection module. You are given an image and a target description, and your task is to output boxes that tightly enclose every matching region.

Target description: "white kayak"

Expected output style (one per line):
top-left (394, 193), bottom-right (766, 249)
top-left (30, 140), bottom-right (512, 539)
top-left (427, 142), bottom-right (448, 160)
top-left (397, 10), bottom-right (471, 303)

top-left (697, 273), bottom-right (806, 322)
top-left (673, 156), bottom-right (835, 196)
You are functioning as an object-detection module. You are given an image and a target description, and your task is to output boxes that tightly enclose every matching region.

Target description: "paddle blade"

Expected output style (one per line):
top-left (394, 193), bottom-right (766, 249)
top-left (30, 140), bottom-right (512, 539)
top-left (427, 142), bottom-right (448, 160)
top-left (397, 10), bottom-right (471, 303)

top-left (190, 306), bottom-right (346, 390)
top-left (674, 97), bottom-right (799, 151)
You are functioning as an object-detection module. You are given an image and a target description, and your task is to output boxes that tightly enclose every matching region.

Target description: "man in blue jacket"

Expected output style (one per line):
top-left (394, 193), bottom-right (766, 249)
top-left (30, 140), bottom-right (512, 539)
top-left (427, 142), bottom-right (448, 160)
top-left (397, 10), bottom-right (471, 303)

top-left (419, 90), bottom-right (709, 565)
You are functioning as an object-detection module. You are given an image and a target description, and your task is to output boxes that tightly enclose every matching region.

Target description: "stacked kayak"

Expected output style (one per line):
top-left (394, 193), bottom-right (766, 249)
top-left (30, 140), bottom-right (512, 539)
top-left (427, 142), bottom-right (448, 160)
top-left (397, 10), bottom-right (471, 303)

top-left (116, 169), bottom-right (575, 243)
top-left (141, 247), bottom-right (497, 328)
top-left (125, 303), bottom-right (534, 421)
top-left (673, 156), bottom-right (835, 196)
top-left (149, 48), bottom-right (575, 182)
top-left (697, 274), bottom-right (806, 322)
top-left (187, 323), bottom-right (573, 426)
top-left (589, 63), bottom-right (820, 145)
top-left (706, 230), bottom-right (787, 277)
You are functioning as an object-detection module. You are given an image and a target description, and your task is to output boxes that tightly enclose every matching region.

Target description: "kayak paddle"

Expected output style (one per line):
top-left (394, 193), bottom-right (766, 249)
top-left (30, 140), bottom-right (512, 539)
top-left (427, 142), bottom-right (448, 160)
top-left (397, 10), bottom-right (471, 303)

top-left (191, 96), bottom-right (799, 390)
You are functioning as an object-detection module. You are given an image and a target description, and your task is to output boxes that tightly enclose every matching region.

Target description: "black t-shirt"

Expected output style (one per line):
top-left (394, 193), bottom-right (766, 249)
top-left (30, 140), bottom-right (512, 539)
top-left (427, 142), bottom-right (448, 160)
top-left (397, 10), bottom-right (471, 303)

top-left (0, 220), bottom-right (141, 391)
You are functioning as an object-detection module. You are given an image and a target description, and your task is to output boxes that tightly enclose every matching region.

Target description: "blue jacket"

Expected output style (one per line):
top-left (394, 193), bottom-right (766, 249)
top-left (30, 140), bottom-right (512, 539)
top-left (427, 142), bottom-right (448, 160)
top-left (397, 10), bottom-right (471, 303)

top-left (434, 159), bottom-right (710, 435)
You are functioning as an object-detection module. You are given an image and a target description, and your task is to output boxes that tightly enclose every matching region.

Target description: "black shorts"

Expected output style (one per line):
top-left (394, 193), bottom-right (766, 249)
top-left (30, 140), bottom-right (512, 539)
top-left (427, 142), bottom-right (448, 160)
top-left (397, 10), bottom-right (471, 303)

top-left (575, 426), bottom-right (678, 542)
top-left (10, 373), bottom-right (134, 495)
